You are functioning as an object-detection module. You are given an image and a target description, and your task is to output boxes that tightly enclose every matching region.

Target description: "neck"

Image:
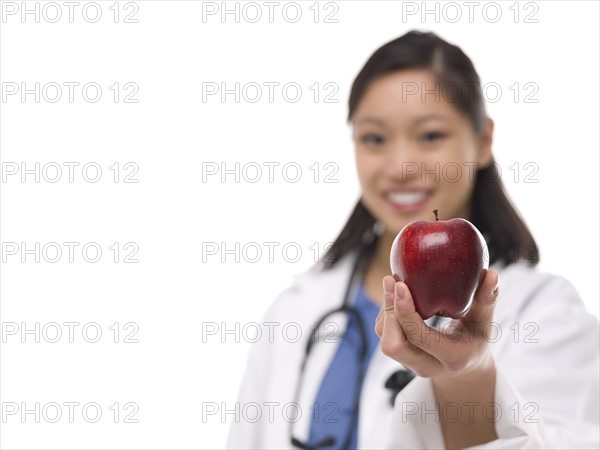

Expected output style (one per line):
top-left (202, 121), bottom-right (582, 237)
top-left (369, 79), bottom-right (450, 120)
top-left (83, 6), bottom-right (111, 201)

top-left (373, 230), bottom-right (396, 275)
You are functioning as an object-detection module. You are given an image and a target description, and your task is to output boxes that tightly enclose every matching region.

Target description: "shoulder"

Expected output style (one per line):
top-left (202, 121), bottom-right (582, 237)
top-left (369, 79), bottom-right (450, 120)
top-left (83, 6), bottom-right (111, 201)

top-left (494, 262), bottom-right (593, 322)
top-left (497, 262), bottom-right (572, 293)
top-left (496, 263), bottom-right (579, 300)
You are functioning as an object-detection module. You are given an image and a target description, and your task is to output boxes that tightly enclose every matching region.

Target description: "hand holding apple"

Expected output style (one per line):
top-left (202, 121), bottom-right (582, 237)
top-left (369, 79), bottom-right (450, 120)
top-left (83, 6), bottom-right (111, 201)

top-left (374, 272), bottom-right (500, 449)
top-left (374, 267), bottom-right (500, 379)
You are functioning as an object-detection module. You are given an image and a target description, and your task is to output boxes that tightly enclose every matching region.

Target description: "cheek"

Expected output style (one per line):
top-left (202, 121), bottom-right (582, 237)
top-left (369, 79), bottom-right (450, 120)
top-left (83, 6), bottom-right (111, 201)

top-left (439, 162), bottom-right (469, 186)
top-left (432, 147), bottom-right (478, 210)
top-left (355, 151), bottom-right (379, 188)
top-left (435, 139), bottom-right (478, 184)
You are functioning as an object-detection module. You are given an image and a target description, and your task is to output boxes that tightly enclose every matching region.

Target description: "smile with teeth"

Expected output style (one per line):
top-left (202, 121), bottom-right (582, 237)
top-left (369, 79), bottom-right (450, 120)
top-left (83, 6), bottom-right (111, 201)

top-left (387, 191), bottom-right (432, 206)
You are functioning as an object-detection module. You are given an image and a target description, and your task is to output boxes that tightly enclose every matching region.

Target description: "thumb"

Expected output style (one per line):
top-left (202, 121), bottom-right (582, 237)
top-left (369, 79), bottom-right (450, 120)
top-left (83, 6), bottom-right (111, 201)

top-left (462, 269), bottom-right (499, 325)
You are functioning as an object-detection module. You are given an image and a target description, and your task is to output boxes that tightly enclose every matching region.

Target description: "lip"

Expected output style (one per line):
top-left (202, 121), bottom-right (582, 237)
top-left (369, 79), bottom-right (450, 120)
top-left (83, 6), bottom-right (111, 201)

top-left (385, 189), bottom-right (433, 214)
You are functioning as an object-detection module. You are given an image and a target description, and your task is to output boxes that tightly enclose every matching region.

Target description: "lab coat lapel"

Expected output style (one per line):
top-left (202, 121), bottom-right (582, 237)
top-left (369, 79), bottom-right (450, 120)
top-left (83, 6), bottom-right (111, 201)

top-left (294, 252), bottom-right (408, 448)
top-left (276, 251), bottom-right (419, 447)
top-left (280, 253), bottom-right (356, 444)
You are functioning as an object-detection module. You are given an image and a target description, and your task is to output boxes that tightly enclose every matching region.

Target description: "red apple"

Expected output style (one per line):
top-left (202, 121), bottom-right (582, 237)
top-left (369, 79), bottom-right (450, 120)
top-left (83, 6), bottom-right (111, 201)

top-left (390, 210), bottom-right (489, 319)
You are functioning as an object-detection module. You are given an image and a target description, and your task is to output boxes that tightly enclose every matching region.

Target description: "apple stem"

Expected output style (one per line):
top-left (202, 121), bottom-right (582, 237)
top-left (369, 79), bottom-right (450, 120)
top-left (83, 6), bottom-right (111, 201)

top-left (433, 209), bottom-right (439, 221)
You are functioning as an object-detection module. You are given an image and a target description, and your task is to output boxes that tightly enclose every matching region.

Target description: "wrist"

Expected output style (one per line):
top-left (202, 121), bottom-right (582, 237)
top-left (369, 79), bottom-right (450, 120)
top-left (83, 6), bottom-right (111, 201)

top-left (433, 351), bottom-right (496, 387)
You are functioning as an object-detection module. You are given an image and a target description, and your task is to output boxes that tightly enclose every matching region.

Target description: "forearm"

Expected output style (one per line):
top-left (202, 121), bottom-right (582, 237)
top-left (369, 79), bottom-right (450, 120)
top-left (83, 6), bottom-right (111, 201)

top-left (431, 353), bottom-right (498, 449)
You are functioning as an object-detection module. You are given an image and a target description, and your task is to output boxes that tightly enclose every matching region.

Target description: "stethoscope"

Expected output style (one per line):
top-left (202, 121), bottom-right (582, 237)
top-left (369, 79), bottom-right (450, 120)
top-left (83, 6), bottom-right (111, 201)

top-left (289, 234), bottom-right (441, 449)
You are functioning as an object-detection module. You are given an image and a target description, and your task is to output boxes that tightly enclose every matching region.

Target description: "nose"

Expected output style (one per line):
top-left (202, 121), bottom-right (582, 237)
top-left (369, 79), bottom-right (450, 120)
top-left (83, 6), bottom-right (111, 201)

top-left (384, 139), bottom-right (420, 182)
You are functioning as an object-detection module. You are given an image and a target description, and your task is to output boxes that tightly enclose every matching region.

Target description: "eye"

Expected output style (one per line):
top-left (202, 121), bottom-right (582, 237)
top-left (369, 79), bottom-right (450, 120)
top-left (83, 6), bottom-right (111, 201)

top-left (360, 133), bottom-right (385, 145)
top-left (420, 132), bottom-right (447, 143)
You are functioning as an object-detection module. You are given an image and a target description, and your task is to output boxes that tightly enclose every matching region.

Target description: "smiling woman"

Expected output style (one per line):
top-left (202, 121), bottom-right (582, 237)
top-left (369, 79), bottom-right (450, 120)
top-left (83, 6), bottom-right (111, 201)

top-left (226, 30), bottom-right (599, 449)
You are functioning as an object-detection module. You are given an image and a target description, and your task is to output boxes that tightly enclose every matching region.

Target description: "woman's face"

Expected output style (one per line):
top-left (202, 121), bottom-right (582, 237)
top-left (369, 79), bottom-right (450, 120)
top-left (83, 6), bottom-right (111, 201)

top-left (352, 69), bottom-right (493, 239)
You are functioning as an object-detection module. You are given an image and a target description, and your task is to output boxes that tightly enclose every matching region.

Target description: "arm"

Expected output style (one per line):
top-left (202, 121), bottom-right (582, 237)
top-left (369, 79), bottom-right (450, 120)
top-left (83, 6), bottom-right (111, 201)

top-left (430, 353), bottom-right (497, 448)
top-left (481, 275), bottom-right (599, 449)
top-left (377, 272), bottom-right (599, 449)
top-left (376, 270), bottom-right (501, 448)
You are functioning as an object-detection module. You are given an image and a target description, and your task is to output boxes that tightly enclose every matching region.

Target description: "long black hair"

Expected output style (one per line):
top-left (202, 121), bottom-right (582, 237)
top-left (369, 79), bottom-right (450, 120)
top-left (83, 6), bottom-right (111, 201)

top-left (322, 30), bottom-right (539, 269)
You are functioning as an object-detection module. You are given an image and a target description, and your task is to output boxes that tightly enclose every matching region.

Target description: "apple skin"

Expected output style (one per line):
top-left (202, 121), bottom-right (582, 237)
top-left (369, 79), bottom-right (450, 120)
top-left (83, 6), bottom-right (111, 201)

top-left (390, 214), bottom-right (489, 319)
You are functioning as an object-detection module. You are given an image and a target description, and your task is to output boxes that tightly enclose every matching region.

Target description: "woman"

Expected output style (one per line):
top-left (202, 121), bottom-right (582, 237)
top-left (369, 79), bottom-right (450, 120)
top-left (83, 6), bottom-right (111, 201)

top-left (226, 31), bottom-right (599, 449)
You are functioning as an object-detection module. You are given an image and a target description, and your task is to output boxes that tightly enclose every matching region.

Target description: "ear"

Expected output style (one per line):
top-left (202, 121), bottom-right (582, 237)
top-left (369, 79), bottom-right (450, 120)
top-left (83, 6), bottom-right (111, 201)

top-left (477, 117), bottom-right (494, 167)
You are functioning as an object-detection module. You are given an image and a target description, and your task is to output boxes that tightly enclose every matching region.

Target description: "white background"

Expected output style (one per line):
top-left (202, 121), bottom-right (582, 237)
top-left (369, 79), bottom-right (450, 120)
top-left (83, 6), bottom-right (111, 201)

top-left (1, 1), bottom-right (598, 448)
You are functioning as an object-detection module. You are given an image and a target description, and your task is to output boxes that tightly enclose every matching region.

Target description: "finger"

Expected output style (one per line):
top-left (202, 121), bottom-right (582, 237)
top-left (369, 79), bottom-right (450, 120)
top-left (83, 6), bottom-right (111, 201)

top-left (376, 304), bottom-right (384, 323)
top-left (391, 282), bottom-right (443, 373)
top-left (462, 269), bottom-right (499, 325)
top-left (375, 305), bottom-right (384, 337)
top-left (393, 282), bottom-right (437, 348)
top-left (375, 290), bottom-right (385, 337)
top-left (380, 276), bottom-right (405, 344)
top-left (393, 281), bottom-right (462, 365)
top-left (374, 278), bottom-right (390, 337)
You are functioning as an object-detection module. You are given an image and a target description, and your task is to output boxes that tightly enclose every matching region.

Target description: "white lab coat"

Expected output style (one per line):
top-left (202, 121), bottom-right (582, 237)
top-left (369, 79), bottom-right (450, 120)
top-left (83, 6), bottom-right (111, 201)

top-left (226, 251), bottom-right (600, 449)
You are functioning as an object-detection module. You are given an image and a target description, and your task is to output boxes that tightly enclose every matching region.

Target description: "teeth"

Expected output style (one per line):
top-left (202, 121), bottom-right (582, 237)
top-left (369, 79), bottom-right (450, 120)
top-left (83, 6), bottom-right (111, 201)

top-left (388, 191), bottom-right (428, 206)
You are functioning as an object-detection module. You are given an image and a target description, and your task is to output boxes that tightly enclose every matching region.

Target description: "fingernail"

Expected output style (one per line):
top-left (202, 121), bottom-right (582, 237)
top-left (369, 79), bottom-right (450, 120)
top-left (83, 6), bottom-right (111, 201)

top-left (492, 273), bottom-right (500, 294)
top-left (490, 272), bottom-right (500, 296)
